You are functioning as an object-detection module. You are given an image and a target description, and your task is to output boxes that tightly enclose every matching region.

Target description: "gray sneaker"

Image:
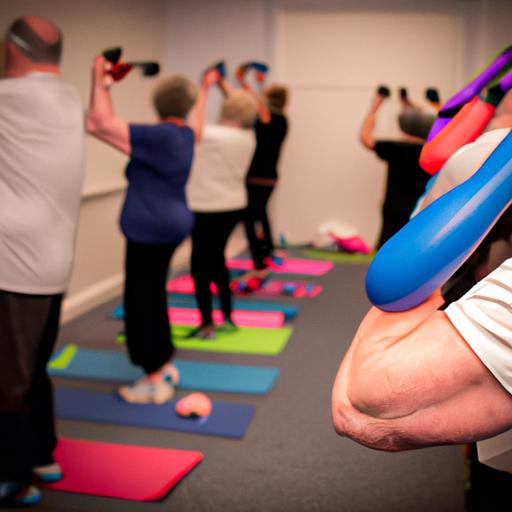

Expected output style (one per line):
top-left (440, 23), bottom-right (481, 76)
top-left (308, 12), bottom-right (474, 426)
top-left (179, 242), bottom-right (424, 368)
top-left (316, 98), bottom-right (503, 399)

top-left (118, 374), bottom-right (175, 404)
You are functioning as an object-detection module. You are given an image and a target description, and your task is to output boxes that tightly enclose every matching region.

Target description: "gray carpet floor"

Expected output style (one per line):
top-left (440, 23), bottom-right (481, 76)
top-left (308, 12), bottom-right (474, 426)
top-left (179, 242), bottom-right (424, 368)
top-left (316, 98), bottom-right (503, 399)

top-left (11, 257), bottom-right (464, 511)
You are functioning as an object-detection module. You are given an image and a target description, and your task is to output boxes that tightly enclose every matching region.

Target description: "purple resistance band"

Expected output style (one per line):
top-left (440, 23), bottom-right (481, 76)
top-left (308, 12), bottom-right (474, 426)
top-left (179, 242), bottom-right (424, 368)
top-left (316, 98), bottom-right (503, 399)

top-left (427, 47), bottom-right (512, 141)
top-left (440, 46), bottom-right (512, 117)
top-left (500, 69), bottom-right (512, 92)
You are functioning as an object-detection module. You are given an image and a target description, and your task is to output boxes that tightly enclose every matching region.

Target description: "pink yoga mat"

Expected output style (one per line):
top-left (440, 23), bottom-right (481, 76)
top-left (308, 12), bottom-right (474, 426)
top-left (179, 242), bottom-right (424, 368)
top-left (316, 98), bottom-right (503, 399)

top-left (227, 258), bottom-right (333, 275)
top-left (44, 438), bottom-right (203, 501)
top-left (169, 307), bottom-right (284, 328)
top-left (167, 275), bottom-right (323, 298)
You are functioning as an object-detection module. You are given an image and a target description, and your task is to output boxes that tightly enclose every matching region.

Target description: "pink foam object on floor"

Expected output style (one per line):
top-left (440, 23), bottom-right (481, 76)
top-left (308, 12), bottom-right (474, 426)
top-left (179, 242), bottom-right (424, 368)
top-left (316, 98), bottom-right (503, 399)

top-left (43, 438), bottom-right (203, 501)
top-left (167, 275), bottom-right (323, 298)
top-left (333, 235), bottom-right (371, 255)
top-left (168, 307), bottom-right (284, 328)
top-left (176, 393), bottom-right (213, 418)
top-left (227, 258), bottom-right (333, 275)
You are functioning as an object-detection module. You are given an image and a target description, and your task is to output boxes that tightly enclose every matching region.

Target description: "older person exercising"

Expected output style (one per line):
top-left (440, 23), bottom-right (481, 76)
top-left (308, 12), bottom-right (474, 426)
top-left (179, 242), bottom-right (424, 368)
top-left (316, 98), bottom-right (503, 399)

top-left (0, 16), bottom-right (84, 505)
top-left (87, 55), bottom-right (197, 405)
top-left (332, 94), bottom-right (512, 477)
top-left (186, 65), bottom-right (258, 339)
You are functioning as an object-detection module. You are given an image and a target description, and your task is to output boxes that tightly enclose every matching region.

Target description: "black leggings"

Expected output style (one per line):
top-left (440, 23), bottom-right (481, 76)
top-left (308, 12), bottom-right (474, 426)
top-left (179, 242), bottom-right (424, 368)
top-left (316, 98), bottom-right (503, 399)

top-left (0, 291), bottom-right (62, 484)
top-left (376, 216), bottom-right (410, 249)
top-left (124, 240), bottom-right (178, 374)
top-left (191, 210), bottom-right (242, 326)
top-left (243, 184), bottom-right (275, 269)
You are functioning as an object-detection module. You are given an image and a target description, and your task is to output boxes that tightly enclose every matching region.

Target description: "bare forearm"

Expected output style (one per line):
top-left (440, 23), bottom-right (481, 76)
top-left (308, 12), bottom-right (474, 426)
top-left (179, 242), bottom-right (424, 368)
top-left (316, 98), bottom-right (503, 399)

top-left (332, 298), bottom-right (512, 450)
top-left (334, 368), bottom-right (512, 451)
top-left (87, 85), bottom-right (118, 136)
top-left (360, 111), bottom-right (377, 149)
top-left (190, 85), bottom-right (208, 142)
top-left (218, 78), bottom-right (234, 98)
top-left (86, 56), bottom-right (130, 154)
top-left (360, 95), bottom-right (385, 149)
top-left (240, 82), bottom-right (270, 124)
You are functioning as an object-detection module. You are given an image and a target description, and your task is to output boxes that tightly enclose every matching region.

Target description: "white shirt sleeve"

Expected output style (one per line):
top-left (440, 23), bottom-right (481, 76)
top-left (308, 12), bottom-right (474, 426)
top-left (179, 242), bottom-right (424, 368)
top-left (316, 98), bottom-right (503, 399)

top-left (445, 258), bottom-right (512, 395)
top-left (446, 258), bottom-right (512, 473)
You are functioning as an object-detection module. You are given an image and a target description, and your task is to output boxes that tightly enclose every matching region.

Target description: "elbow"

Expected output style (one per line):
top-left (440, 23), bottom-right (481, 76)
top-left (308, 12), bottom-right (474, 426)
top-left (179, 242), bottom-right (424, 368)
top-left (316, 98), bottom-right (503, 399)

top-left (331, 393), bottom-right (359, 440)
top-left (86, 112), bottom-right (110, 137)
top-left (359, 134), bottom-right (374, 150)
top-left (332, 379), bottom-right (410, 452)
top-left (86, 114), bottom-right (100, 135)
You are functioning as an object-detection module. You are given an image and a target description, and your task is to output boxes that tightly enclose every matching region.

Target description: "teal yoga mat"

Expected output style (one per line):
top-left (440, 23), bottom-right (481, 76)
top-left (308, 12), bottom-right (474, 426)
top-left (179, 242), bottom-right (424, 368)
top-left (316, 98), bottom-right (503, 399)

top-left (49, 345), bottom-right (279, 395)
top-left (111, 295), bottom-right (299, 321)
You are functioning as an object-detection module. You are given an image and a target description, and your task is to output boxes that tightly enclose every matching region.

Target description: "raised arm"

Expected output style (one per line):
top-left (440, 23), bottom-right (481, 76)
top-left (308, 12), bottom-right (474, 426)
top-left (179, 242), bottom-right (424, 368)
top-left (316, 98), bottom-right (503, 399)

top-left (218, 75), bottom-right (234, 98)
top-left (236, 62), bottom-right (270, 124)
top-left (86, 55), bottom-right (130, 154)
top-left (359, 86), bottom-right (388, 150)
top-left (189, 68), bottom-right (221, 143)
top-left (331, 291), bottom-right (512, 451)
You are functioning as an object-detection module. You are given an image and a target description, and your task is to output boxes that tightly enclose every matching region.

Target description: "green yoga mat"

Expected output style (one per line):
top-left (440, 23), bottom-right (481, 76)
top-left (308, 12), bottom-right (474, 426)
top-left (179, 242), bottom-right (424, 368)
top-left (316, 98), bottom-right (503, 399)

top-left (117, 325), bottom-right (293, 356)
top-left (301, 249), bottom-right (374, 264)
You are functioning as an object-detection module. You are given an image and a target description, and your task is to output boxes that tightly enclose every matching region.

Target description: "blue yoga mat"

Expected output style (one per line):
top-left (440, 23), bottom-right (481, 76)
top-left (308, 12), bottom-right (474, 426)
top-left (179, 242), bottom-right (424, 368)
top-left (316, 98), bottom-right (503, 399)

top-left (49, 346), bottom-right (279, 395)
top-left (111, 294), bottom-right (299, 321)
top-left (55, 388), bottom-right (254, 439)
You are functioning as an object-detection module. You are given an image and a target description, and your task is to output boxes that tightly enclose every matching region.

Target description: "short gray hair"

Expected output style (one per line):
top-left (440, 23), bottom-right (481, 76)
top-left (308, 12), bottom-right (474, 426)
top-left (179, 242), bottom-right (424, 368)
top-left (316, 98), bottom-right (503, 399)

top-left (153, 74), bottom-right (198, 119)
top-left (398, 110), bottom-right (436, 140)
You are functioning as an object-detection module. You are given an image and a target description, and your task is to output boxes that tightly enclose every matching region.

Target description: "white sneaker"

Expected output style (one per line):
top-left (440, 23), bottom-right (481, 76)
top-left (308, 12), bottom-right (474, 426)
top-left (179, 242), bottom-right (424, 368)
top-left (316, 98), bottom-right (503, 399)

top-left (33, 462), bottom-right (63, 483)
top-left (118, 374), bottom-right (175, 404)
top-left (14, 486), bottom-right (41, 505)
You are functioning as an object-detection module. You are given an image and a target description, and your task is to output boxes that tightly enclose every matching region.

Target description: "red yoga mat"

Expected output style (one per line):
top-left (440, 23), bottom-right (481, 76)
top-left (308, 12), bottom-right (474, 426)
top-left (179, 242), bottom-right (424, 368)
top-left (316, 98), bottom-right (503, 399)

top-left (227, 258), bottom-right (333, 275)
top-left (168, 306), bottom-right (284, 328)
top-left (43, 438), bottom-right (203, 501)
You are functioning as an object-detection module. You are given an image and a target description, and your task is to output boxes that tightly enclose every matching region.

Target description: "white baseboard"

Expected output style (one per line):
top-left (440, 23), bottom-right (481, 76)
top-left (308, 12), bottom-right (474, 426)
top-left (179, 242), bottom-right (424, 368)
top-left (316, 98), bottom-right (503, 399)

top-left (61, 273), bottom-right (124, 324)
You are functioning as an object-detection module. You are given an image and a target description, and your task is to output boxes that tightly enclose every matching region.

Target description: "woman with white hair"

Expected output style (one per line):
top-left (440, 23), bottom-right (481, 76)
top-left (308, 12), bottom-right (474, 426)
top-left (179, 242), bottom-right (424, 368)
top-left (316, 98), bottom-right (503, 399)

top-left (186, 67), bottom-right (258, 339)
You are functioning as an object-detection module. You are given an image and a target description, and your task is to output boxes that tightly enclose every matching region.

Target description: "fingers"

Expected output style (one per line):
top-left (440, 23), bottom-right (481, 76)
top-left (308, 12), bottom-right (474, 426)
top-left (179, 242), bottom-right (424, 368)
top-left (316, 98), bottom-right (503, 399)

top-left (93, 55), bottom-right (114, 88)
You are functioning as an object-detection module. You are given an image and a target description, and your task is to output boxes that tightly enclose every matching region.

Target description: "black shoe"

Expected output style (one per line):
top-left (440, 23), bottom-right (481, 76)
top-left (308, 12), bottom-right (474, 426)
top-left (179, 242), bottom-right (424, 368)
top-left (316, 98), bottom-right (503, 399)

top-left (185, 325), bottom-right (216, 340)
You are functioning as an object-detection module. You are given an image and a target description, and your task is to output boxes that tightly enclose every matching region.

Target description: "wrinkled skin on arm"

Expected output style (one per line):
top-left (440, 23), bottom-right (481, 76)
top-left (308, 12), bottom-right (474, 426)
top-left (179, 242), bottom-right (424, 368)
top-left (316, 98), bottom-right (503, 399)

top-left (86, 55), bottom-right (130, 154)
top-left (331, 291), bottom-right (512, 451)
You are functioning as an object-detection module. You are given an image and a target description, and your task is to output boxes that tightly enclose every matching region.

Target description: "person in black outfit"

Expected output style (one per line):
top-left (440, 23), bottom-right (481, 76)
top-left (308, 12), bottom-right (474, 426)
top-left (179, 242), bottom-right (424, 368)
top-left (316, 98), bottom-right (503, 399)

top-left (360, 86), bottom-right (433, 248)
top-left (237, 67), bottom-right (288, 275)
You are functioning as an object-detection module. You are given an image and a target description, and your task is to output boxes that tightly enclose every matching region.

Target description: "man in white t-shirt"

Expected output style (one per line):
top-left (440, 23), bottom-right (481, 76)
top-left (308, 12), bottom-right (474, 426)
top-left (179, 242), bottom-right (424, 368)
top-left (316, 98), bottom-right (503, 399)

top-left (0, 17), bottom-right (84, 505)
top-left (331, 98), bottom-right (512, 477)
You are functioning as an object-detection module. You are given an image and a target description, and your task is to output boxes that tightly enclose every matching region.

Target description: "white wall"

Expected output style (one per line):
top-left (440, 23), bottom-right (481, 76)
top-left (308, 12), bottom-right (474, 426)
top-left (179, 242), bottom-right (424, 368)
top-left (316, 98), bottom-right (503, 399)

top-left (163, 0), bottom-right (512, 246)
top-left (165, 0), bottom-right (269, 122)
top-left (272, 8), bottom-right (463, 244)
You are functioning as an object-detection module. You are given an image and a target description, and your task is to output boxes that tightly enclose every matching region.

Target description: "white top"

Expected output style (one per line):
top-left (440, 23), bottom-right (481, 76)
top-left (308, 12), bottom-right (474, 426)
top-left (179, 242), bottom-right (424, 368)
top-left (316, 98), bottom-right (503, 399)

top-left (446, 259), bottom-right (512, 473)
top-left (446, 258), bottom-right (512, 396)
top-left (0, 73), bottom-right (84, 294)
top-left (413, 128), bottom-right (510, 215)
top-left (187, 124), bottom-right (255, 212)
